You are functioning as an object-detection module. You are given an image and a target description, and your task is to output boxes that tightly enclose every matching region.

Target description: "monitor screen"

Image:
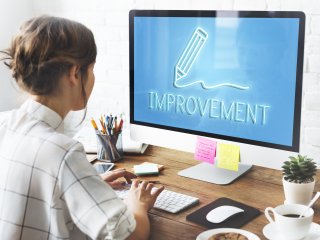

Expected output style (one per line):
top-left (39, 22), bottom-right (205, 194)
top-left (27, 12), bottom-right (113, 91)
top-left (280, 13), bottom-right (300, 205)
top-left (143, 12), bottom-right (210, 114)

top-left (130, 10), bottom-right (304, 154)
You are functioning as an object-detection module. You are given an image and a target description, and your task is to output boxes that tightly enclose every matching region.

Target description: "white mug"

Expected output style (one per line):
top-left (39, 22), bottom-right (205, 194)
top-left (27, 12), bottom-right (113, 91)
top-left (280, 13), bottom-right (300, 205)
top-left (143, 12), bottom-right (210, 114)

top-left (264, 204), bottom-right (314, 240)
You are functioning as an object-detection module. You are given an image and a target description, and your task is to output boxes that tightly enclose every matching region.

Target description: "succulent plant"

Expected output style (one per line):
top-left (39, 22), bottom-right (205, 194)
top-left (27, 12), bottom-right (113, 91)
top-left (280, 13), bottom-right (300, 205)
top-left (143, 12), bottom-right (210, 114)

top-left (282, 154), bottom-right (317, 184)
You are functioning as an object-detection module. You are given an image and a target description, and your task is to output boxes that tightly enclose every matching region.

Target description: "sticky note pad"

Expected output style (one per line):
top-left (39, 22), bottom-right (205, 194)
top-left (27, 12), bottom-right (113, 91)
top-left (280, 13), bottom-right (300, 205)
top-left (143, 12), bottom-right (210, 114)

top-left (141, 162), bottom-right (164, 171)
top-left (133, 163), bottom-right (159, 176)
top-left (194, 137), bottom-right (216, 164)
top-left (217, 143), bottom-right (240, 171)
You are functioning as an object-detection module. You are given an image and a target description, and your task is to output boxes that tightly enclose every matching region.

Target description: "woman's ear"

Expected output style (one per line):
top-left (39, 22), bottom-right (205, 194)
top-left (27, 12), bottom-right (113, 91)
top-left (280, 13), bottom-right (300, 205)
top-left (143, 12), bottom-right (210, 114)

top-left (68, 65), bottom-right (81, 86)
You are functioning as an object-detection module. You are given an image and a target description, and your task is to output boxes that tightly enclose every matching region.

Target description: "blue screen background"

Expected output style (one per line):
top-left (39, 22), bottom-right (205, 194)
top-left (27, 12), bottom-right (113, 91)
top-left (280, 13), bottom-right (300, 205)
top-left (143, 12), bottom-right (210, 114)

top-left (133, 17), bottom-right (300, 147)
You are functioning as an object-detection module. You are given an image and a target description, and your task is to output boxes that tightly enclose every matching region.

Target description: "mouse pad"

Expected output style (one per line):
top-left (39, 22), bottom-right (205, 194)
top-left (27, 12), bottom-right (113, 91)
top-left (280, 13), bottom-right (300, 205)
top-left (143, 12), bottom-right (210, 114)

top-left (186, 197), bottom-right (260, 229)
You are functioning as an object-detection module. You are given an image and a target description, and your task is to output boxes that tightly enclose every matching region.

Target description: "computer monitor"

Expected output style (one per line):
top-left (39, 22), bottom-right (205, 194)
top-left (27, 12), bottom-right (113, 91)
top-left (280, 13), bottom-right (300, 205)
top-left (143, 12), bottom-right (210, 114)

top-left (129, 10), bottom-right (305, 184)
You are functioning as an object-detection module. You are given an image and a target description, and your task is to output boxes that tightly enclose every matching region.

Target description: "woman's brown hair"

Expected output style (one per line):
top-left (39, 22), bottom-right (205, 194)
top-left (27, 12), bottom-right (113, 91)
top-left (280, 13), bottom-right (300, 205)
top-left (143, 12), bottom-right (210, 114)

top-left (1, 15), bottom-right (97, 105)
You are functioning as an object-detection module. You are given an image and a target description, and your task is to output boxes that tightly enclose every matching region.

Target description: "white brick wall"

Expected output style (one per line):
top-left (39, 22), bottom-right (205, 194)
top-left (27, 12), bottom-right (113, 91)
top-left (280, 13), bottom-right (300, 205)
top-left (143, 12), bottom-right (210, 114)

top-left (281, 0), bottom-right (303, 11)
top-left (311, 15), bottom-right (320, 35)
top-left (29, 0), bottom-right (320, 162)
top-left (234, 0), bottom-right (267, 10)
top-left (266, 0), bottom-right (281, 9)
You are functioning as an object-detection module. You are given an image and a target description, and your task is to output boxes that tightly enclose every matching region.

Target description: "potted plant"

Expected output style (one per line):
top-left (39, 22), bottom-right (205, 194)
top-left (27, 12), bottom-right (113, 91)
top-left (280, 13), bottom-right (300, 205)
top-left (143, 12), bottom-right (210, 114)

top-left (282, 154), bottom-right (317, 205)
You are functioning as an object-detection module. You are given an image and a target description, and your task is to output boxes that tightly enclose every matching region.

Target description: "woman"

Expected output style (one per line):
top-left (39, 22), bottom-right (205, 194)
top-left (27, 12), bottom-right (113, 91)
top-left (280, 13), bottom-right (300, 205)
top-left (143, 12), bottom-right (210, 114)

top-left (0, 15), bottom-right (163, 240)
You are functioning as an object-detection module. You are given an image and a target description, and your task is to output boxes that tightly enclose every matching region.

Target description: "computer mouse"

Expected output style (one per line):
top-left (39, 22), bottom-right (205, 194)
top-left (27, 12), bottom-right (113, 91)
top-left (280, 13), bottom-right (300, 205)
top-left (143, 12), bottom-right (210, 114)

top-left (206, 205), bottom-right (244, 223)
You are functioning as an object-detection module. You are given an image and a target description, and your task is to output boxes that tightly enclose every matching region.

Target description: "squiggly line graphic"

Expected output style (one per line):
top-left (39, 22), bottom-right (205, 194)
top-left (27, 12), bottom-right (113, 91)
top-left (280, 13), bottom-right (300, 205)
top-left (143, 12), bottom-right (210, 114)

top-left (174, 80), bottom-right (250, 90)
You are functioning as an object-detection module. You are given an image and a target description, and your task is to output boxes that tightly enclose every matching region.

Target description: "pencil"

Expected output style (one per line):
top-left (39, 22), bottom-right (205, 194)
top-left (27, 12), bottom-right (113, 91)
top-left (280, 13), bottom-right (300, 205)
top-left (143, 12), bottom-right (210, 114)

top-left (90, 118), bottom-right (98, 131)
top-left (99, 118), bottom-right (107, 134)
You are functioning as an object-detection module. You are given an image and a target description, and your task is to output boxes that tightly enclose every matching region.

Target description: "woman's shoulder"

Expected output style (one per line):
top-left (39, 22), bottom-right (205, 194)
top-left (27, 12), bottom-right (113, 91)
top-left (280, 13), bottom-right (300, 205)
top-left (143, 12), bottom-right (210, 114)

top-left (39, 131), bottom-right (88, 170)
top-left (46, 131), bottom-right (85, 154)
top-left (0, 110), bottom-right (11, 123)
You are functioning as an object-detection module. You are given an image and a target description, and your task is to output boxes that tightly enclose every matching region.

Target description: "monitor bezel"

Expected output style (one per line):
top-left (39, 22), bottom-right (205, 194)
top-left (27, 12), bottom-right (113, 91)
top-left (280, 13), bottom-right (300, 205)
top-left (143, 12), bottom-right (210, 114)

top-left (129, 10), bottom-right (305, 152)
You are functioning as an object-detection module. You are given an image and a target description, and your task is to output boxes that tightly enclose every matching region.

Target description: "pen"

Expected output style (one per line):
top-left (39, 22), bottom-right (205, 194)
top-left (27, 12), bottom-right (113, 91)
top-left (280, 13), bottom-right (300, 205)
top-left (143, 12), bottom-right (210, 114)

top-left (139, 180), bottom-right (160, 184)
top-left (114, 116), bottom-right (117, 129)
top-left (110, 116), bottom-right (114, 128)
top-left (107, 114), bottom-right (113, 128)
top-left (106, 115), bottom-right (110, 128)
top-left (136, 180), bottom-right (160, 184)
top-left (121, 180), bottom-right (160, 186)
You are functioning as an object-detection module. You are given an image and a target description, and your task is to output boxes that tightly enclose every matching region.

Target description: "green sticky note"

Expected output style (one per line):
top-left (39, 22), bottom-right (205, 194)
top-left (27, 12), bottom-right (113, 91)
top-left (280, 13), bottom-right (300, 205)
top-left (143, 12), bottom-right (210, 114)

top-left (133, 163), bottom-right (159, 176)
top-left (217, 143), bottom-right (240, 171)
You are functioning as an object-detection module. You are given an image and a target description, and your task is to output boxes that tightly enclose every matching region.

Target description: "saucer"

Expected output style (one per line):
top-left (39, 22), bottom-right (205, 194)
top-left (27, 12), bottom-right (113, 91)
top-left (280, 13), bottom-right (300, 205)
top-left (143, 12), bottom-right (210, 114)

top-left (263, 222), bottom-right (320, 240)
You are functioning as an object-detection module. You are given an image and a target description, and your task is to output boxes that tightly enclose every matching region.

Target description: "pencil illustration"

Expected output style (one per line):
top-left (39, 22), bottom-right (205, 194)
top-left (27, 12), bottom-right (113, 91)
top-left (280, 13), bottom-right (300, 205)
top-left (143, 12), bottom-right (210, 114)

top-left (175, 27), bottom-right (208, 82)
top-left (174, 27), bottom-right (250, 90)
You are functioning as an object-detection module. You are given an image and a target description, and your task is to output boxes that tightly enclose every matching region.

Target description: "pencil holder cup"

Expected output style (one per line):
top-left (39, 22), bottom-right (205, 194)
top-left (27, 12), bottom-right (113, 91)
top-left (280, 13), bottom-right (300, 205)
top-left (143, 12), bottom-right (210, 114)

top-left (96, 131), bottom-right (123, 162)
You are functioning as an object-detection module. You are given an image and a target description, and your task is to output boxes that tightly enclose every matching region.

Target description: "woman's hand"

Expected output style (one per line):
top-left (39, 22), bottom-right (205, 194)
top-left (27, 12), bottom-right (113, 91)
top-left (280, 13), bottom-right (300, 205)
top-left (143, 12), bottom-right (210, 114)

top-left (125, 180), bottom-right (164, 212)
top-left (100, 168), bottom-right (137, 189)
top-left (125, 181), bottom-right (164, 240)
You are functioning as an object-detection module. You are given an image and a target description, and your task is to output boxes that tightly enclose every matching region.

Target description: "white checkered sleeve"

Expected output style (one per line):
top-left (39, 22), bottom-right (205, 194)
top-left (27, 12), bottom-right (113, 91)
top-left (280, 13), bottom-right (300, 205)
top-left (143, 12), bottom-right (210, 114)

top-left (58, 143), bottom-right (136, 240)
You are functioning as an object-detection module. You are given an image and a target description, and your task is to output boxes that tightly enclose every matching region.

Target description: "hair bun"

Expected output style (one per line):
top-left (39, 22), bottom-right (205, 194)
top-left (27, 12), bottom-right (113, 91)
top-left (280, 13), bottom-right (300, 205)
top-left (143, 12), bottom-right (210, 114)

top-left (1, 15), bottom-right (97, 95)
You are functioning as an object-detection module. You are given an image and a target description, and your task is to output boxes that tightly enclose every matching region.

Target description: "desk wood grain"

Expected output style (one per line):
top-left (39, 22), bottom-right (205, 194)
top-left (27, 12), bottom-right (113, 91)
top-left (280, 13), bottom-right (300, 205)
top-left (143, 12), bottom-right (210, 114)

top-left (92, 145), bottom-right (320, 240)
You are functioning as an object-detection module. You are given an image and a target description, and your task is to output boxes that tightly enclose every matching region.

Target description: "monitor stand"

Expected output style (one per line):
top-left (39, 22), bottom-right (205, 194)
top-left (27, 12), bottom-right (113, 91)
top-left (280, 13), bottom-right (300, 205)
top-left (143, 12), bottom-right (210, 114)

top-left (178, 162), bottom-right (252, 185)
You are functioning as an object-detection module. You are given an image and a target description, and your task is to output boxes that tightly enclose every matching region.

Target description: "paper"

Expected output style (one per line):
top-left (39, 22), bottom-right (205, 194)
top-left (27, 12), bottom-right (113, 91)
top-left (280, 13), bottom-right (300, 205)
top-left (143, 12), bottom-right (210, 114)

top-left (217, 143), bottom-right (240, 171)
top-left (194, 136), bottom-right (216, 164)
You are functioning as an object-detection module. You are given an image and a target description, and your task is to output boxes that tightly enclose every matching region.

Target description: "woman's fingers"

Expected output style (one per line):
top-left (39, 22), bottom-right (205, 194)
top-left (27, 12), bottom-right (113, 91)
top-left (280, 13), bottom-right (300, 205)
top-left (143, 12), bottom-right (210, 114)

top-left (152, 186), bottom-right (164, 198)
top-left (123, 171), bottom-right (137, 183)
top-left (131, 179), bottom-right (140, 189)
top-left (146, 183), bottom-right (154, 192)
top-left (139, 180), bottom-right (148, 190)
top-left (101, 169), bottom-right (137, 182)
top-left (109, 181), bottom-right (126, 189)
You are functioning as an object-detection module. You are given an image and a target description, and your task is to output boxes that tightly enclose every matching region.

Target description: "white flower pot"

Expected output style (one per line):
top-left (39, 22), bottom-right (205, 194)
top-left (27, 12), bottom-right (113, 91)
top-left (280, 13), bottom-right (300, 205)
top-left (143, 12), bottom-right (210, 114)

top-left (282, 177), bottom-right (315, 205)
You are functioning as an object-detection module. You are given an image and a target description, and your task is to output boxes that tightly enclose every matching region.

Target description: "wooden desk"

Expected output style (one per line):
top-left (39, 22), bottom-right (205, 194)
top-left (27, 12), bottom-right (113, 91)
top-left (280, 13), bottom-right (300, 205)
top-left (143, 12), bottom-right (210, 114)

top-left (92, 145), bottom-right (320, 240)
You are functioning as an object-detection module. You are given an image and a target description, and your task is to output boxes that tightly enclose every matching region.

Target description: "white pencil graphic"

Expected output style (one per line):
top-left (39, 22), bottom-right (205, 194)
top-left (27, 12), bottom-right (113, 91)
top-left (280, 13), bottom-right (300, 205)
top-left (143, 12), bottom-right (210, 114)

top-left (175, 27), bottom-right (208, 82)
top-left (174, 27), bottom-right (250, 90)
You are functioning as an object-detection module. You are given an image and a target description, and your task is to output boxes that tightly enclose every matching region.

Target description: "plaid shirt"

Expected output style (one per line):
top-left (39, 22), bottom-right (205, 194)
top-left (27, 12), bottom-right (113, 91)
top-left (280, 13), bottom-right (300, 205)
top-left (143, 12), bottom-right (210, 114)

top-left (0, 99), bottom-right (136, 240)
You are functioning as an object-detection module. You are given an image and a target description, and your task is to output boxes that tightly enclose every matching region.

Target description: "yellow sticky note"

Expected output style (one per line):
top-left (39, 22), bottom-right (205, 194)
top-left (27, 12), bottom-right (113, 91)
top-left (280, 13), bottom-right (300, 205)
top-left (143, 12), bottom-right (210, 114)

top-left (217, 143), bottom-right (240, 171)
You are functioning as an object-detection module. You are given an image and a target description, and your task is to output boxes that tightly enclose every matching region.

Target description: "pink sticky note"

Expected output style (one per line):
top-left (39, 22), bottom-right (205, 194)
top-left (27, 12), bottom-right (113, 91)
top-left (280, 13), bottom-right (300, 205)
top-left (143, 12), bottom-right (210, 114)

top-left (194, 136), bottom-right (216, 164)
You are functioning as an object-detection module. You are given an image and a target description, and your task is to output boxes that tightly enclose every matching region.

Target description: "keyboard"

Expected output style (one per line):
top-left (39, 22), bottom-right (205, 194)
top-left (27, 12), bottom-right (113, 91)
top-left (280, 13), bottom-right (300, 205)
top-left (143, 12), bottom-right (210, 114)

top-left (115, 186), bottom-right (199, 213)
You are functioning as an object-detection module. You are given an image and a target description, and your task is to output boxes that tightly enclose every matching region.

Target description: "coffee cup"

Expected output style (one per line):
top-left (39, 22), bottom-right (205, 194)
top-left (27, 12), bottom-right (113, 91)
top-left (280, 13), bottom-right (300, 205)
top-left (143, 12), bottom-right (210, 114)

top-left (264, 203), bottom-right (313, 240)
